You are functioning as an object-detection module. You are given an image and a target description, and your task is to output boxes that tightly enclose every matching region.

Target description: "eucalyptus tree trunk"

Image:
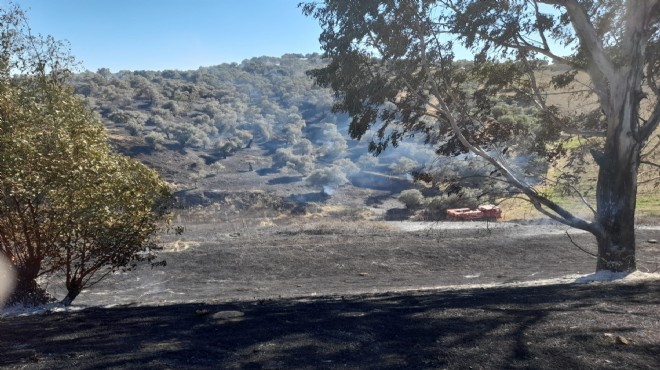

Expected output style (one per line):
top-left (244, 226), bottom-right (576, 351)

top-left (594, 136), bottom-right (639, 272)
top-left (593, 69), bottom-right (644, 272)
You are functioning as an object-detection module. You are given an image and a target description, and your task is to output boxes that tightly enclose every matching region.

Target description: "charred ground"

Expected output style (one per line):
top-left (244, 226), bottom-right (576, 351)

top-left (2, 218), bottom-right (659, 369)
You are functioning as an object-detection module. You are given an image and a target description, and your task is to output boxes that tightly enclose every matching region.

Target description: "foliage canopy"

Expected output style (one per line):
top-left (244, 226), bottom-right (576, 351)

top-left (0, 5), bottom-right (172, 306)
top-left (302, 0), bottom-right (660, 272)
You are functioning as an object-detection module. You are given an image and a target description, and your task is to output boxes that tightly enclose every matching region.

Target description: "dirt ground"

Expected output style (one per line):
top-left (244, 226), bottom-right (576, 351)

top-left (1, 221), bottom-right (659, 369)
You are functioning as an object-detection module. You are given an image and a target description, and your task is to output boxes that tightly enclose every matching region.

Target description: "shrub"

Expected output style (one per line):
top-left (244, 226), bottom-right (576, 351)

top-left (272, 148), bottom-right (315, 174)
top-left (426, 189), bottom-right (480, 219)
top-left (305, 166), bottom-right (349, 192)
top-left (398, 189), bottom-right (425, 209)
top-left (144, 131), bottom-right (166, 148)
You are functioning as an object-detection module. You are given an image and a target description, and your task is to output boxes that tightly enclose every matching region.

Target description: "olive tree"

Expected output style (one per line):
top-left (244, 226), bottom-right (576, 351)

top-left (0, 5), bottom-right (172, 305)
top-left (52, 154), bottom-right (172, 305)
top-left (302, 0), bottom-right (659, 272)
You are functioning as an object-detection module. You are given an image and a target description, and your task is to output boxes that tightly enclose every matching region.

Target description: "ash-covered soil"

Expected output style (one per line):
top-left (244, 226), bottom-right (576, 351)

top-left (1, 281), bottom-right (659, 369)
top-left (2, 222), bottom-right (659, 369)
top-left (51, 221), bottom-right (659, 307)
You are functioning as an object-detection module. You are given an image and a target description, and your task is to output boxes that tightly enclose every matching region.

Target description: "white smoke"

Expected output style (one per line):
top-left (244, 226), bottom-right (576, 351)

top-left (322, 185), bottom-right (336, 195)
top-left (305, 165), bottom-right (349, 193)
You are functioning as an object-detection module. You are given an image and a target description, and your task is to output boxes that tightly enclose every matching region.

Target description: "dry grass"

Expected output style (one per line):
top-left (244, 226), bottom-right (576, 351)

top-left (277, 218), bottom-right (396, 237)
top-left (498, 68), bottom-right (659, 225)
top-left (499, 192), bottom-right (660, 225)
top-left (300, 204), bottom-right (379, 221)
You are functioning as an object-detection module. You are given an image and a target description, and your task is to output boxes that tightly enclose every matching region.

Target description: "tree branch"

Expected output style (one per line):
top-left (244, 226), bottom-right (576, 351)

top-left (520, 53), bottom-right (548, 111)
top-left (641, 135), bottom-right (660, 158)
top-left (640, 160), bottom-right (660, 169)
top-left (411, 7), bottom-right (596, 234)
top-left (438, 0), bottom-right (572, 64)
top-left (638, 176), bottom-right (660, 185)
top-left (564, 230), bottom-right (598, 258)
top-left (648, 58), bottom-right (660, 98)
top-left (556, 1), bottom-right (615, 81)
top-left (621, 0), bottom-right (659, 60)
top-left (639, 99), bottom-right (660, 142)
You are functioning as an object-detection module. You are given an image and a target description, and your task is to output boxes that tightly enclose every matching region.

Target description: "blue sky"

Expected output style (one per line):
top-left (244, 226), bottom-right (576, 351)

top-left (11, 0), bottom-right (324, 72)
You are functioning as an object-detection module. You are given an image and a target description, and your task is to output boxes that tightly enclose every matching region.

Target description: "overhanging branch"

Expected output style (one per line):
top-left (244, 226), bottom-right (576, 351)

top-left (409, 9), bottom-right (596, 234)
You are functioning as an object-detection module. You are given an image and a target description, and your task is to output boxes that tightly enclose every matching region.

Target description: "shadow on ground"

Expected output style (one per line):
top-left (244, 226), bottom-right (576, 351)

top-left (2, 281), bottom-right (659, 369)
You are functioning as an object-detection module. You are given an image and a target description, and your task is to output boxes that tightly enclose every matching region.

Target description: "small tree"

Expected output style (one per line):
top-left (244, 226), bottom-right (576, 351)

top-left (272, 147), bottom-right (315, 174)
top-left (0, 5), bottom-right (172, 305)
top-left (210, 161), bottom-right (226, 175)
top-left (389, 157), bottom-right (422, 176)
top-left (52, 155), bottom-right (172, 305)
top-left (144, 131), bottom-right (166, 149)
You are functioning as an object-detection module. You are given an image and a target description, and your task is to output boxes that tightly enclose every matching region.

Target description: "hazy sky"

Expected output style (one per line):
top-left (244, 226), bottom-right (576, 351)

top-left (11, 0), bottom-right (324, 72)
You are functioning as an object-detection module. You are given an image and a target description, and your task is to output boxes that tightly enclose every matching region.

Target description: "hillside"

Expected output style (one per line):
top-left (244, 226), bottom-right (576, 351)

top-left (70, 55), bottom-right (659, 222)
top-left (73, 55), bottom-right (431, 210)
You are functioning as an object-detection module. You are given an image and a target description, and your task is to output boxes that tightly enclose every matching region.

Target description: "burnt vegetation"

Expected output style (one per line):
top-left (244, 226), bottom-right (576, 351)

top-left (70, 53), bottom-right (548, 213)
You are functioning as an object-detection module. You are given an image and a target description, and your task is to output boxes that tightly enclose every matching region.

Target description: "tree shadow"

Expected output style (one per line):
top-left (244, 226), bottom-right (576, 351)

top-left (268, 176), bottom-right (303, 185)
top-left (287, 192), bottom-right (329, 203)
top-left (1, 282), bottom-right (659, 369)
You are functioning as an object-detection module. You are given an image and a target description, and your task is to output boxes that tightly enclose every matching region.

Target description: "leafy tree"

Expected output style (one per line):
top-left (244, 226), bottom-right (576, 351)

top-left (293, 138), bottom-right (315, 155)
top-left (210, 161), bottom-right (226, 175)
top-left (53, 154), bottom-right (171, 305)
top-left (170, 122), bottom-right (209, 149)
top-left (144, 131), bottom-right (166, 149)
top-left (312, 122), bottom-right (349, 161)
top-left (303, 0), bottom-right (660, 272)
top-left (0, 5), bottom-right (172, 305)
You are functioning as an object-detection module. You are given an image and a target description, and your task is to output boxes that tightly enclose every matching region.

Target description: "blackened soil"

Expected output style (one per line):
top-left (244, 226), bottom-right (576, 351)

top-left (59, 224), bottom-right (660, 306)
top-left (1, 281), bottom-right (659, 369)
top-left (2, 224), bottom-right (659, 369)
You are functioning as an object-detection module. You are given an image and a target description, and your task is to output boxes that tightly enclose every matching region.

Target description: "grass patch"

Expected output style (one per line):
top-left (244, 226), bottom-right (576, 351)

top-left (500, 192), bottom-right (660, 225)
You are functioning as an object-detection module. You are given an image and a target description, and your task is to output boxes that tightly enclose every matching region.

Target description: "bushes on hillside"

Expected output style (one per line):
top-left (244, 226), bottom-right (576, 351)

top-left (398, 189), bottom-right (425, 209)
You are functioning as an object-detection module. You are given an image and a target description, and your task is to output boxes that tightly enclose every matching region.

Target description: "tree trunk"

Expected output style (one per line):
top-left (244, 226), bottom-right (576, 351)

top-left (6, 258), bottom-right (51, 306)
top-left (593, 71), bottom-right (642, 273)
top-left (594, 133), bottom-right (638, 272)
top-left (10, 275), bottom-right (40, 303)
top-left (62, 280), bottom-right (82, 306)
top-left (594, 184), bottom-right (637, 272)
top-left (61, 290), bottom-right (79, 306)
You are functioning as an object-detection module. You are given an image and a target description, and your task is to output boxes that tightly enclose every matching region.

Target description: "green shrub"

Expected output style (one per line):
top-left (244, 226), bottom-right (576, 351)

top-left (426, 189), bottom-right (480, 219)
top-left (398, 189), bottom-right (425, 209)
